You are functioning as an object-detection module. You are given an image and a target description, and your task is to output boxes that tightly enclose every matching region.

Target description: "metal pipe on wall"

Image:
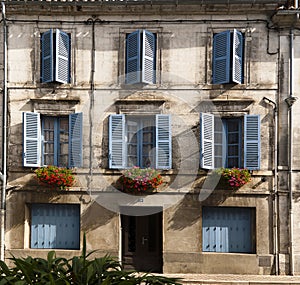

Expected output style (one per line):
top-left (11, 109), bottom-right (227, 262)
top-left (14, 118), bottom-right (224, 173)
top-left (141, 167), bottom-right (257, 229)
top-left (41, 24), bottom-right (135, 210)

top-left (0, 1), bottom-right (8, 262)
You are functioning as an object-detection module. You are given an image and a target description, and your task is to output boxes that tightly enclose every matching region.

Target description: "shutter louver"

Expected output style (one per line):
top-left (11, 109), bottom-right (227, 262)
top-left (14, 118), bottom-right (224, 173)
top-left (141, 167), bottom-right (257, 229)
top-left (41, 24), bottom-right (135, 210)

top-left (23, 112), bottom-right (41, 167)
top-left (55, 29), bottom-right (70, 84)
top-left (142, 30), bottom-right (156, 84)
top-left (41, 29), bottom-right (53, 83)
top-left (232, 29), bottom-right (243, 84)
top-left (126, 30), bottom-right (141, 84)
top-left (68, 113), bottom-right (83, 168)
top-left (212, 30), bottom-right (231, 84)
top-left (244, 115), bottom-right (260, 170)
top-left (156, 114), bottom-right (172, 169)
top-left (200, 113), bottom-right (214, 169)
top-left (109, 114), bottom-right (126, 169)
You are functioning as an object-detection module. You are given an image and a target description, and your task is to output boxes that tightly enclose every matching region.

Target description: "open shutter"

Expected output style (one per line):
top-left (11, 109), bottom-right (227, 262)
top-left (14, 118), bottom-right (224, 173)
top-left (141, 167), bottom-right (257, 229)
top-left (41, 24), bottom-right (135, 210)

top-left (156, 114), bottom-right (171, 169)
top-left (212, 30), bottom-right (231, 84)
top-left (244, 115), bottom-right (260, 170)
top-left (109, 114), bottom-right (126, 169)
top-left (23, 112), bottom-right (41, 167)
top-left (200, 113), bottom-right (214, 169)
top-left (126, 30), bottom-right (141, 84)
top-left (232, 29), bottom-right (243, 84)
top-left (55, 29), bottom-right (70, 84)
top-left (68, 113), bottom-right (83, 168)
top-left (142, 30), bottom-right (156, 84)
top-left (41, 29), bottom-right (53, 83)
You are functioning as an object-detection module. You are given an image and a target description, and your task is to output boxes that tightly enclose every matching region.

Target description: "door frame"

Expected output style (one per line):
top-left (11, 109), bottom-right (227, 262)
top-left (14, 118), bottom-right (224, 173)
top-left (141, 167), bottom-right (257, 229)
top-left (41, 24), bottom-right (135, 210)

top-left (119, 206), bottom-right (163, 272)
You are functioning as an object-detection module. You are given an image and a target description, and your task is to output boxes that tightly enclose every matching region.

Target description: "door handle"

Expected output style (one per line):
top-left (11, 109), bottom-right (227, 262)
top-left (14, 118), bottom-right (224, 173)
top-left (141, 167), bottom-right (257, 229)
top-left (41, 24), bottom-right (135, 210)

top-left (142, 236), bottom-right (148, 245)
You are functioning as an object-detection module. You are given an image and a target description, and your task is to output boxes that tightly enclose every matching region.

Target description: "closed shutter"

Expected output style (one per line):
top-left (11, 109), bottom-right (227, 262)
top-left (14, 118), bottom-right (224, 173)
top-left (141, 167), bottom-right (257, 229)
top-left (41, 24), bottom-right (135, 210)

top-left (156, 114), bottom-right (172, 169)
top-left (212, 30), bottom-right (231, 84)
top-left (31, 204), bottom-right (80, 249)
top-left (55, 29), bottom-right (70, 84)
top-left (202, 207), bottom-right (253, 253)
top-left (232, 29), bottom-right (243, 84)
top-left (109, 114), bottom-right (126, 169)
top-left (244, 115), bottom-right (260, 170)
top-left (68, 113), bottom-right (83, 168)
top-left (142, 30), bottom-right (156, 84)
top-left (200, 113), bottom-right (214, 169)
top-left (41, 29), bottom-right (53, 83)
top-left (23, 112), bottom-right (41, 167)
top-left (126, 30), bottom-right (141, 84)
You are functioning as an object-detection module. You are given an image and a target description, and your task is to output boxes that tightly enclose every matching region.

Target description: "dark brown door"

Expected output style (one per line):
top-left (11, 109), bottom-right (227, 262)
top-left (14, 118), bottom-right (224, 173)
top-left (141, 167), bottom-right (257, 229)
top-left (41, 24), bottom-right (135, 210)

top-left (121, 210), bottom-right (162, 273)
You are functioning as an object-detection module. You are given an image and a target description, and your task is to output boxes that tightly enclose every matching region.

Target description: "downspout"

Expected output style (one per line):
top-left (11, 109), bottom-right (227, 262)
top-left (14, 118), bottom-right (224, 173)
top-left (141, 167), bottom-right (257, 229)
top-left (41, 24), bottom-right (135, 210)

top-left (0, 1), bottom-right (7, 262)
top-left (285, 28), bottom-right (297, 276)
top-left (263, 97), bottom-right (278, 275)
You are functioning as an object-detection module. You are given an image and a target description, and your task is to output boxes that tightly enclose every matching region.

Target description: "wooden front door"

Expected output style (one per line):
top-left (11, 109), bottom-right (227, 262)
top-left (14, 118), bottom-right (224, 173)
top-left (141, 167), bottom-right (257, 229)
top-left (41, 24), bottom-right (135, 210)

top-left (121, 210), bottom-right (162, 272)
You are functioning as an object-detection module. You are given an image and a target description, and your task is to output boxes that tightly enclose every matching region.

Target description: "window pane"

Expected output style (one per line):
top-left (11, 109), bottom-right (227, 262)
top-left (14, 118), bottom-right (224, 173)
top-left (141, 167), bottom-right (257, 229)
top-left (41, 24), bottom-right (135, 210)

top-left (43, 117), bottom-right (55, 165)
top-left (59, 118), bottom-right (69, 167)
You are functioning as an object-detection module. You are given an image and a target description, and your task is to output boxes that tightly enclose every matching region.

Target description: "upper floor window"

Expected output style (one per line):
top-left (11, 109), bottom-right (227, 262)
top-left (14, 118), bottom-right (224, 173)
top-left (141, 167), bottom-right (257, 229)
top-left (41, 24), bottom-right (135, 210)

top-left (200, 113), bottom-right (260, 170)
top-left (23, 112), bottom-right (82, 168)
top-left (109, 114), bottom-right (171, 169)
top-left (41, 29), bottom-right (71, 84)
top-left (212, 29), bottom-right (244, 85)
top-left (126, 30), bottom-right (156, 85)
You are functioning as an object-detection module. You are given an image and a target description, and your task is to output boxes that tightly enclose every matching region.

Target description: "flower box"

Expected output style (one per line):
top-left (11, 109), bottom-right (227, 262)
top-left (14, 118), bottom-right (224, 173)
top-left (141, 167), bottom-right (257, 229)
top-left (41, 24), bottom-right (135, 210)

top-left (35, 166), bottom-right (75, 190)
top-left (215, 168), bottom-right (251, 190)
top-left (119, 167), bottom-right (163, 194)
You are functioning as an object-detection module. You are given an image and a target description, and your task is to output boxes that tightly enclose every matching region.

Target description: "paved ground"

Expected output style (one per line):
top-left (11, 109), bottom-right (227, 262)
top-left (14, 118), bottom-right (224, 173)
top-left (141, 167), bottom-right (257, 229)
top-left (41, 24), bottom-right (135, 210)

top-left (162, 274), bottom-right (300, 285)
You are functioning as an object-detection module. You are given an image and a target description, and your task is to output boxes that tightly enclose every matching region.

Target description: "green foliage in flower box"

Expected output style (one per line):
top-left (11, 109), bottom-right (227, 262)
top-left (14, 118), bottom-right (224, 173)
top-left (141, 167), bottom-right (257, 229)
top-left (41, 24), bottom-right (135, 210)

top-left (35, 165), bottom-right (75, 190)
top-left (119, 166), bottom-right (163, 194)
top-left (215, 167), bottom-right (251, 190)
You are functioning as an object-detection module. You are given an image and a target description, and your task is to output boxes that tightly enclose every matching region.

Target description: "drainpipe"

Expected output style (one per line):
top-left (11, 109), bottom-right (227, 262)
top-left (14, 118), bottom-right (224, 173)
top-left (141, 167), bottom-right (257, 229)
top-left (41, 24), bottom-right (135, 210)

top-left (0, 1), bottom-right (7, 262)
top-left (285, 28), bottom-right (297, 276)
top-left (263, 97), bottom-right (278, 275)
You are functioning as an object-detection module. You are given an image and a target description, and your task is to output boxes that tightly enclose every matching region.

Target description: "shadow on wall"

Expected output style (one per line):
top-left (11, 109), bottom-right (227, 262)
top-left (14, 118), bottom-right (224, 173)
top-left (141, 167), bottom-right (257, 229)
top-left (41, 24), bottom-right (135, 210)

top-left (81, 200), bottom-right (117, 233)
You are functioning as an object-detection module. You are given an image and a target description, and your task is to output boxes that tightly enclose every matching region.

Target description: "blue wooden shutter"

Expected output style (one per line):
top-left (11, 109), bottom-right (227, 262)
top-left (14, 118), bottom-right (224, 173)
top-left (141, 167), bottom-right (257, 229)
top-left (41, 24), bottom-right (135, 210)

top-left (126, 30), bottom-right (141, 84)
top-left (41, 29), bottom-right (53, 83)
top-left (31, 204), bottom-right (80, 249)
top-left (68, 113), bottom-right (83, 168)
top-left (212, 30), bottom-right (231, 84)
top-left (200, 113), bottom-right (214, 169)
top-left (109, 114), bottom-right (125, 169)
top-left (55, 29), bottom-right (70, 84)
top-left (142, 30), bottom-right (156, 84)
top-left (244, 115), bottom-right (260, 170)
top-left (202, 207), bottom-right (252, 253)
top-left (23, 112), bottom-right (41, 167)
top-left (232, 29), bottom-right (243, 84)
top-left (156, 115), bottom-right (172, 169)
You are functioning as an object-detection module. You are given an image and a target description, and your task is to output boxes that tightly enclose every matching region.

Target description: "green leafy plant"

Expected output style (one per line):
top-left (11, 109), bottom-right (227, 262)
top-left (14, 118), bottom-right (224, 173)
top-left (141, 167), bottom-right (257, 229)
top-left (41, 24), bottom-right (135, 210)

top-left (35, 165), bottom-right (75, 190)
top-left (0, 234), bottom-right (182, 284)
top-left (216, 168), bottom-right (251, 190)
top-left (119, 166), bottom-right (163, 193)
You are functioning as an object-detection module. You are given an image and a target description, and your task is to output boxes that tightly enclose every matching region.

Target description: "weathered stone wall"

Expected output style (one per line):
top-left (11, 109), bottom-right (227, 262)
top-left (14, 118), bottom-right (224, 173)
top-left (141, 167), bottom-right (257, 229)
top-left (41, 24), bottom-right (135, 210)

top-left (2, 2), bottom-right (296, 275)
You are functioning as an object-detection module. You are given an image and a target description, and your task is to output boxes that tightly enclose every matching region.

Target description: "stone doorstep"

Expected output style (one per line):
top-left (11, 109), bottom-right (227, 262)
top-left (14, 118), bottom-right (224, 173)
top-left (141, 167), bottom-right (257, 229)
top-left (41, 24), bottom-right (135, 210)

top-left (160, 274), bottom-right (300, 285)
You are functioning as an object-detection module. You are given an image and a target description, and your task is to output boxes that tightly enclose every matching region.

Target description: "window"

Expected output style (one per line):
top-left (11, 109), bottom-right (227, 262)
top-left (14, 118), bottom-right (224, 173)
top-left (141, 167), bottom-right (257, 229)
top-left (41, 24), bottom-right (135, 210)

top-left (200, 113), bottom-right (260, 170)
top-left (212, 29), bottom-right (244, 84)
top-left (23, 112), bottom-right (82, 168)
top-left (126, 29), bottom-right (156, 84)
top-left (202, 207), bottom-right (255, 253)
top-left (109, 114), bottom-right (171, 169)
top-left (41, 29), bottom-right (71, 84)
top-left (31, 204), bottom-right (80, 249)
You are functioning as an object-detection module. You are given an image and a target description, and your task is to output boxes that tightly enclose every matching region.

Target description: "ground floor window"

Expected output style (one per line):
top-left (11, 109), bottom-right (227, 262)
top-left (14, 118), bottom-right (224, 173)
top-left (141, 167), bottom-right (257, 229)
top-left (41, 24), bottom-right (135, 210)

top-left (31, 203), bottom-right (80, 249)
top-left (202, 207), bottom-right (255, 253)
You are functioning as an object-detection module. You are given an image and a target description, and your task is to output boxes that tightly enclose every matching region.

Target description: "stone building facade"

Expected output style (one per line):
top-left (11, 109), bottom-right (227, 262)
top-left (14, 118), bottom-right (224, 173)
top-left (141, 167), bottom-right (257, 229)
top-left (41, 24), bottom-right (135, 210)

top-left (0, 0), bottom-right (299, 276)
